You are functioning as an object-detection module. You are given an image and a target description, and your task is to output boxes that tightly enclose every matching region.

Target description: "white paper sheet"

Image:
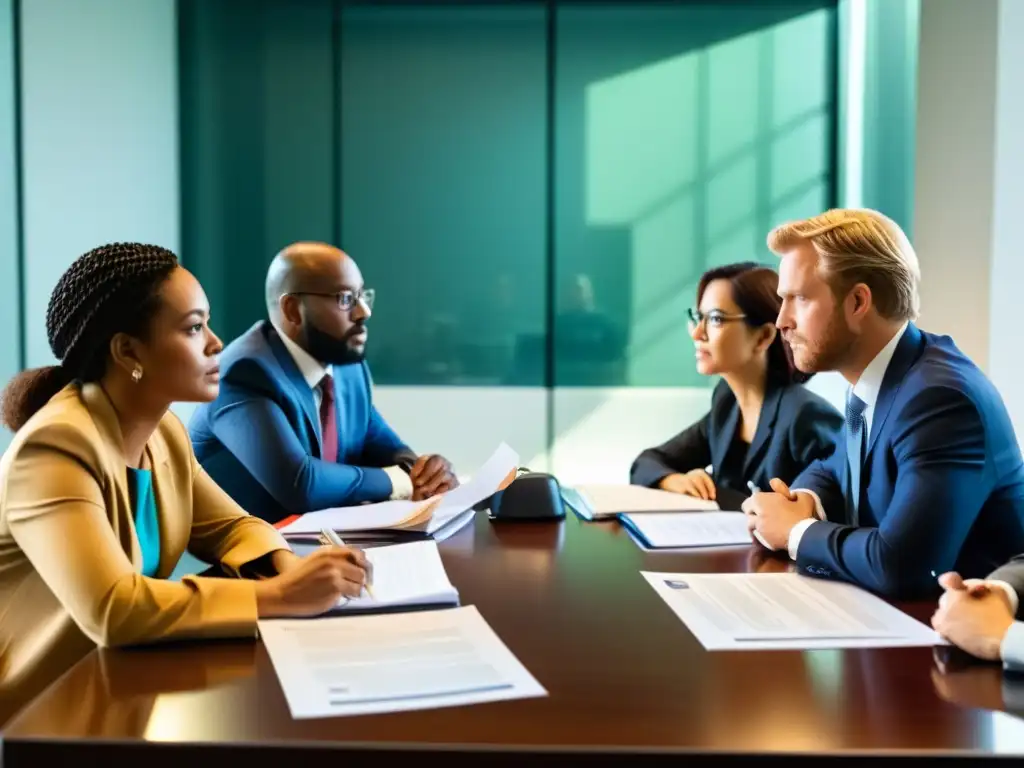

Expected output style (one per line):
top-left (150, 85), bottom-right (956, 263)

top-left (259, 605), bottom-right (547, 719)
top-left (573, 484), bottom-right (719, 519)
top-left (429, 507), bottom-right (477, 543)
top-left (339, 540), bottom-right (457, 611)
top-left (279, 443), bottom-right (519, 536)
top-left (425, 442), bottom-right (519, 532)
top-left (642, 571), bottom-right (946, 650)
top-left (623, 512), bottom-right (752, 548)
top-left (279, 498), bottom-right (420, 535)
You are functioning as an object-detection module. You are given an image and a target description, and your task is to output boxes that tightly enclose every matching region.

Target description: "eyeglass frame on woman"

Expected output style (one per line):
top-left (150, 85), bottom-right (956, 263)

top-left (686, 307), bottom-right (748, 336)
top-left (284, 288), bottom-right (375, 312)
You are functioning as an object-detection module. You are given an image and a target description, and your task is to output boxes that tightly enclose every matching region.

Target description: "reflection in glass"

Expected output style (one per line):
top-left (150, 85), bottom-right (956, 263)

top-left (556, 3), bottom-right (835, 389)
top-left (340, 5), bottom-right (548, 388)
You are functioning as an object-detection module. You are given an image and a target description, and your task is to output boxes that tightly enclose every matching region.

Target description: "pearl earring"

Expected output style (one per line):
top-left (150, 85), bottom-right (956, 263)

top-left (131, 366), bottom-right (143, 383)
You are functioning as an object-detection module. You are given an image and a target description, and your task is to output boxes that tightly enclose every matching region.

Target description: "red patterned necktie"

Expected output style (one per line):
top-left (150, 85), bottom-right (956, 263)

top-left (319, 374), bottom-right (338, 464)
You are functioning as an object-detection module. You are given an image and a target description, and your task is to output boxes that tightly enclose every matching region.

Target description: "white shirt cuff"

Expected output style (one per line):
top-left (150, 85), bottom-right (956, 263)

top-left (989, 580), bottom-right (1021, 616)
top-left (1002, 621), bottom-right (1024, 671)
top-left (785, 489), bottom-right (827, 560)
top-left (787, 518), bottom-right (817, 561)
top-left (384, 465), bottom-right (413, 500)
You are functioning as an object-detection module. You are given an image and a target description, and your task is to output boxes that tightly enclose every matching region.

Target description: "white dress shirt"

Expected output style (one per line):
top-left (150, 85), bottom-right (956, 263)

top-left (273, 324), bottom-right (413, 500)
top-left (1003, 621), bottom-right (1024, 671)
top-left (786, 321), bottom-right (910, 559)
top-left (990, 585), bottom-right (1024, 670)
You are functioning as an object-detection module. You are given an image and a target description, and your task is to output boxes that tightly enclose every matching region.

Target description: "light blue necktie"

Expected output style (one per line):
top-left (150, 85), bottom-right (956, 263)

top-left (845, 393), bottom-right (868, 527)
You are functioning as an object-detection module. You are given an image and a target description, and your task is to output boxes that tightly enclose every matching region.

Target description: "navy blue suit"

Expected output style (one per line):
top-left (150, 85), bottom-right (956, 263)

top-left (630, 379), bottom-right (842, 510)
top-left (793, 323), bottom-right (1024, 599)
top-left (189, 321), bottom-right (413, 523)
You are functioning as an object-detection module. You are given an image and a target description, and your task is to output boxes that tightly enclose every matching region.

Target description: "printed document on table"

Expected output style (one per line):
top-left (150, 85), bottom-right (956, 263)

top-left (642, 571), bottom-right (946, 650)
top-left (336, 540), bottom-right (457, 612)
top-left (259, 605), bottom-right (547, 719)
top-left (622, 512), bottom-right (752, 549)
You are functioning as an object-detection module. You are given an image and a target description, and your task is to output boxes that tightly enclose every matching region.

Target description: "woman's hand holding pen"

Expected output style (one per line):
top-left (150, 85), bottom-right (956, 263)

top-left (254, 546), bottom-right (371, 618)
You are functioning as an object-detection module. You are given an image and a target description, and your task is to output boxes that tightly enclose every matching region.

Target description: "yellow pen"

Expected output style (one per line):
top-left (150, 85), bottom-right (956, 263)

top-left (320, 527), bottom-right (374, 599)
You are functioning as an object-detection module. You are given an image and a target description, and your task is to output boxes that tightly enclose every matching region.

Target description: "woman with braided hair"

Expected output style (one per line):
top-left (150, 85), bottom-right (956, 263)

top-left (0, 243), bottom-right (372, 724)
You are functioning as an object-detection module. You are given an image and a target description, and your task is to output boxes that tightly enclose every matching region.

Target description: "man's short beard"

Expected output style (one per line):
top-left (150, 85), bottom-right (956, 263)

top-left (301, 319), bottom-right (366, 366)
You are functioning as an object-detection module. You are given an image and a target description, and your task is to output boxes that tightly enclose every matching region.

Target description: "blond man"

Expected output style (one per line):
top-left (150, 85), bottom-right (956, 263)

top-left (742, 208), bottom-right (1024, 600)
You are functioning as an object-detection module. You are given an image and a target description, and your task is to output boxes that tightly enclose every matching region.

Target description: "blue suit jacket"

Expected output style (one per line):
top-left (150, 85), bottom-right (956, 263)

top-left (793, 323), bottom-right (1024, 598)
top-left (189, 321), bottom-right (413, 523)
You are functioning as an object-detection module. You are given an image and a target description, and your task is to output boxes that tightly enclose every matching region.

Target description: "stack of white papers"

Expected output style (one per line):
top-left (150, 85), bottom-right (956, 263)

top-left (622, 512), bottom-right (752, 549)
top-left (571, 483), bottom-right (719, 520)
top-left (336, 540), bottom-right (458, 614)
top-left (280, 443), bottom-right (519, 536)
top-left (642, 571), bottom-right (945, 650)
top-left (259, 605), bottom-right (548, 719)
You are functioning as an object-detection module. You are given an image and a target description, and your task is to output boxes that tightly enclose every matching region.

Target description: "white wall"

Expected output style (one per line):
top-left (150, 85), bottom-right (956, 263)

top-left (365, 383), bottom-right (846, 485)
top-left (989, 0), bottom-right (1024, 439)
top-left (913, 0), bottom-right (998, 371)
top-left (910, 0), bottom-right (1024, 438)
top-left (19, 0), bottom-right (179, 366)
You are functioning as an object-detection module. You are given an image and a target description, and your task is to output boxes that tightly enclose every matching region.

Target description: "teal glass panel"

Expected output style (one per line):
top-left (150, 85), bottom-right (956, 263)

top-left (0, 0), bottom-right (18, 449)
top-left (179, 0), bottom-right (335, 344)
top-left (178, 0), bottom-right (837, 393)
top-left (554, 2), bottom-right (837, 388)
top-left (339, 5), bottom-right (548, 386)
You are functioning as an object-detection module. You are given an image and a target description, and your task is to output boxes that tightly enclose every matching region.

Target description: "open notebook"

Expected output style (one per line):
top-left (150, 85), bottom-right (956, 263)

top-left (569, 483), bottom-right (719, 520)
top-left (331, 540), bottom-right (459, 615)
top-left (280, 443), bottom-right (519, 537)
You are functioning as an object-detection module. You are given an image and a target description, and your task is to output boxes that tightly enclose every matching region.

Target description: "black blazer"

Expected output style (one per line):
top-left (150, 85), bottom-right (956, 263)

top-left (629, 379), bottom-right (843, 509)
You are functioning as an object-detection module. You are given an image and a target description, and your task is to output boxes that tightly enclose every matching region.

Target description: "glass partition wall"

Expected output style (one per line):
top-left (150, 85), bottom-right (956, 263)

top-left (179, 0), bottom-right (837, 481)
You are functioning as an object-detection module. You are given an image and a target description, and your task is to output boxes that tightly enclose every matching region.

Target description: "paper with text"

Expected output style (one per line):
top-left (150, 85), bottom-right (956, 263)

top-left (642, 571), bottom-right (945, 650)
top-left (574, 484), bottom-right (719, 519)
top-left (259, 605), bottom-right (547, 718)
top-left (279, 443), bottom-right (519, 535)
top-left (339, 540), bottom-right (457, 611)
top-left (624, 512), bottom-right (752, 549)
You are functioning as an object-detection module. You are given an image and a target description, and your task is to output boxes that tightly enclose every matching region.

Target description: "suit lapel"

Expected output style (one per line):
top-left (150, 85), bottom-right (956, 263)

top-left (81, 384), bottom-right (183, 574)
top-left (743, 382), bottom-right (783, 475)
top-left (145, 432), bottom-right (179, 578)
top-left (264, 324), bottom-right (323, 453)
top-left (80, 384), bottom-right (137, 563)
top-left (709, 392), bottom-right (739, 474)
top-left (866, 323), bottom-right (925, 455)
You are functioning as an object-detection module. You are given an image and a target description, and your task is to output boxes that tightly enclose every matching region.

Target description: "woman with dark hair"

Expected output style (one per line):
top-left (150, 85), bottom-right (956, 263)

top-left (0, 243), bottom-right (371, 725)
top-left (630, 262), bottom-right (842, 509)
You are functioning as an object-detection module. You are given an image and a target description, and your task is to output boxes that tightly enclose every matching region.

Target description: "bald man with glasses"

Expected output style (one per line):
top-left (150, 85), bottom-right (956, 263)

top-left (189, 242), bottom-right (458, 524)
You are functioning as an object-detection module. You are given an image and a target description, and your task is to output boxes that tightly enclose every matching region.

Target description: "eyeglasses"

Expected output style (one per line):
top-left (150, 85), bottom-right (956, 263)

top-left (686, 307), bottom-right (747, 335)
top-left (287, 288), bottom-right (375, 312)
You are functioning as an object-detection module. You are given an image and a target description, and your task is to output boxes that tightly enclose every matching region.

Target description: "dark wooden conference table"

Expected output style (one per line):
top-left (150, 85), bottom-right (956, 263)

top-left (5, 512), bottom-right (1024, 765)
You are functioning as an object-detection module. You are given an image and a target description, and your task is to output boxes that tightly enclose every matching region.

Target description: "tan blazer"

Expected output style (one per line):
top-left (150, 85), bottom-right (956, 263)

top-left (0, 383), bottom-right (289, 725)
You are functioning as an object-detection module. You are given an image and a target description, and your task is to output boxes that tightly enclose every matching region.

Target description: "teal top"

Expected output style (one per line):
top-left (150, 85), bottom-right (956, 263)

top-left (127, 467), bottom-right (160, 577)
